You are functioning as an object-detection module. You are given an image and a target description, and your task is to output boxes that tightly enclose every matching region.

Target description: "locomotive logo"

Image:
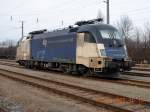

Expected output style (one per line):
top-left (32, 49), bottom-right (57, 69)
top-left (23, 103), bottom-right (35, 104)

top-left (42, 39), bottom-right (48, 47)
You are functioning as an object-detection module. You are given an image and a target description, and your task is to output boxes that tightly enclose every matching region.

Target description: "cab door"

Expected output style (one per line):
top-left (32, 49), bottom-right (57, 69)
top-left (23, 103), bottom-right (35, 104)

top-left (76, 32), bottom-right (99, 67)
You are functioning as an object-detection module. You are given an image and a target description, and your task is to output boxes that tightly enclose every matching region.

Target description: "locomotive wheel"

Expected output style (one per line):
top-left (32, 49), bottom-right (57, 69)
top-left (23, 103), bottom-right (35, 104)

top-left (61, 65), bottom-right (71, 74)
top-left (77, 65), bottom-right (89, 76)
top-left (25, 61), bottom-right (29, 68)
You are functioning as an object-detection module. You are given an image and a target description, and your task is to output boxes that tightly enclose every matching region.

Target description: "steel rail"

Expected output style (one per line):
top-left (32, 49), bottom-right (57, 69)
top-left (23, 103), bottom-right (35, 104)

top-left (132, 67), bottom-right (150, 72)
top-left (123, 71), bottom-right (150, 78)
top-left (90, 78), bottom-right (150, 89)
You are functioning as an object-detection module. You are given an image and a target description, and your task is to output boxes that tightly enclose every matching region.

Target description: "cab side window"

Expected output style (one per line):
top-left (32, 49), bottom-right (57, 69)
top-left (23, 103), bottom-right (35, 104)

top-left (84, 32), bottom-right (96, 43)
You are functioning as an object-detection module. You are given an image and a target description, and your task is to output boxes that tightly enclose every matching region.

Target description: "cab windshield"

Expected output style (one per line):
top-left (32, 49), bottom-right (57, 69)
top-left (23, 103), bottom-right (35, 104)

top-left (99, 29), bottom-right (124, 47)
top-left (99, 29), bottom-right (122, 40)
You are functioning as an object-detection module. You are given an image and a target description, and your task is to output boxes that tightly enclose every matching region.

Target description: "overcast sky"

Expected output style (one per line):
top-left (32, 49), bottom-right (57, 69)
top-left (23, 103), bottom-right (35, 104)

top-left (0, 0), bottom-right (150, 42)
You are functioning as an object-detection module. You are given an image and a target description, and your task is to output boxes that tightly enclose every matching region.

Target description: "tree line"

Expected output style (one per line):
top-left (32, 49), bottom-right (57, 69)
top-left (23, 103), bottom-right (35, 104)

top-left (0, 40), bottom-right (16, 59)
top-left (116, 16), bottom-right (150, 64)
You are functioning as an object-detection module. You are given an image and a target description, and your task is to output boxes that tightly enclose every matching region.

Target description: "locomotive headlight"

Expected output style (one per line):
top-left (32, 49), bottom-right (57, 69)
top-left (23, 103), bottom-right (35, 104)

top-left (124, 58), bottom-right (132, 62)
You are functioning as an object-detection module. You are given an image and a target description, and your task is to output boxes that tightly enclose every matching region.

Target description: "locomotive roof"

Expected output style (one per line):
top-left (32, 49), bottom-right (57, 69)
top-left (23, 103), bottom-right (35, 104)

top-left (78, 23), bottom-right (117, 32)
top-left (31, 23), bottom-right (117, 39)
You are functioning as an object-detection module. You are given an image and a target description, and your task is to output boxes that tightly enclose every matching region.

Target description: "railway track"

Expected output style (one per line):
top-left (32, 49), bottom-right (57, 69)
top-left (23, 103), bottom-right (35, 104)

top-left (135, 64), bottom-right (150, 68)
top-left (1, 60), bottom-right (150, 78)
top-left (0, 68), bottom-right (150, 112)
top-left (93, 78), bottom-right (150, 89)
top-left (0, 59), bottom-right (16, 63)
top-left (0, 60), bottom-right (150, 89)
top-left (0, 61), bottom-right (22, 68)
top-left (132, 67), bottom-right (150, 72)
top-left (123, 71), bottom-right (150, 78)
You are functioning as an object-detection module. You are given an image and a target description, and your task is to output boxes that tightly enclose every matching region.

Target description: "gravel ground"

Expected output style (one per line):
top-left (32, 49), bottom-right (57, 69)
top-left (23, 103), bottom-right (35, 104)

top-left (0, 64), bottom-right (150, 102)
top-left (0, 74), bottom-right (111, 112)
top-left (0, 96), bottom-right (24, 112)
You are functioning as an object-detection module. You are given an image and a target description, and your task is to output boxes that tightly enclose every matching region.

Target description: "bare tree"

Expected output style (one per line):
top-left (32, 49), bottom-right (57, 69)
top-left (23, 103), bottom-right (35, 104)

top-left (142, 23), bottom-right (150, 63)
top-left (115, 16), bottom-right (150, 63)
top-left (115, 16), bottom-right (134, 62)
top-left (132, 27), bottom-right (143, 63)
top-left (144, 23), bottom-right (150, 48)
top-left (134, 27), bottom-right (140, 48)
top-left (116, 16), bottom-right (133, 44)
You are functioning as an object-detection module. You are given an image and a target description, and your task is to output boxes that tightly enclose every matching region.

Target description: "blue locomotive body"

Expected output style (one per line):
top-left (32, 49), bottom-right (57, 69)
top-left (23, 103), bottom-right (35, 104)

top-left (31, 31), bottom-right (77, 63)
top-left (16, 19), bottom-right (132, 77)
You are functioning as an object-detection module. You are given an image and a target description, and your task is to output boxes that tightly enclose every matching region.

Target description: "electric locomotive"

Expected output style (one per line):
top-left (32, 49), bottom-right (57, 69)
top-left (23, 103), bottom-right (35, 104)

top-left (16, 18), bottom-right (132, 77)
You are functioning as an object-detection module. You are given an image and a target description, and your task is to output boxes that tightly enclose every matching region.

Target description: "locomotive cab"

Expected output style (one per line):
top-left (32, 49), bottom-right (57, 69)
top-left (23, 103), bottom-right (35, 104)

top-left (99, 28), bottom-right (132, 71)
top-left (76, 23), bottom-right (132, 76)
